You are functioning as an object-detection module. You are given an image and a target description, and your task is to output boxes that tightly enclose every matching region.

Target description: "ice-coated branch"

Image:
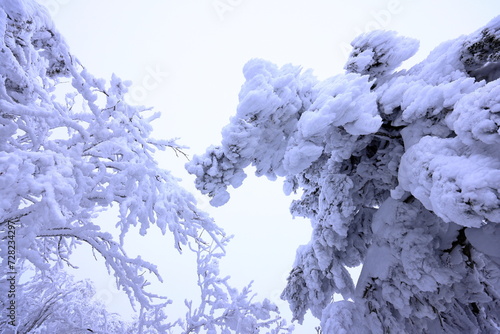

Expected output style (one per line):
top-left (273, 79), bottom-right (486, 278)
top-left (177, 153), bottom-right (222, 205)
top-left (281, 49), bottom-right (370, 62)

top-left (180, 232), bottom-right (293, 334)
top-left (36, 226), bottom-right (166, 310)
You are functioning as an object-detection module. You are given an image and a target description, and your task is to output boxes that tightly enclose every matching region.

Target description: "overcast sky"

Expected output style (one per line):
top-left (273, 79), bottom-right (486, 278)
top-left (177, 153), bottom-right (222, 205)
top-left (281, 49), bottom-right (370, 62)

top-left (46, 1), bottom-right (500, 331)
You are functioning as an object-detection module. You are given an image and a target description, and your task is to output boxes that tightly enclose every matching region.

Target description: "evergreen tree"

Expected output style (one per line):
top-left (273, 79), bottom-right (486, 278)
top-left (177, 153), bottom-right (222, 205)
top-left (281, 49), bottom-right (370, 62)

top-left (188, 16), bottom-right (500, 333)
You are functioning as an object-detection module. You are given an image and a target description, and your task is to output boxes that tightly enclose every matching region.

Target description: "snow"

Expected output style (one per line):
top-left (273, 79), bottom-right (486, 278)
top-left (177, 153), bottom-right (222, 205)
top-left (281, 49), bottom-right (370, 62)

top-left (448, 79), bottom-right (500, 145)
top-left (345, 30), bottom-right (419, 79)
top-left (465, 224), bottom-right (500, 258)
top-left (398, 136), bottom-right (500, 227)
top-left (320, 301), bottom-right (368, 334)
top-left (283, 141), bottom-right (323, 175)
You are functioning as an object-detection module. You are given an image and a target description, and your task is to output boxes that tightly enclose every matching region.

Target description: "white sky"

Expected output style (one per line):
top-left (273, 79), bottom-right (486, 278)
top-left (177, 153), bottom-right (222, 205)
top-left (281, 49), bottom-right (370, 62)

top-left (44, 1), bottom-right (500, 332)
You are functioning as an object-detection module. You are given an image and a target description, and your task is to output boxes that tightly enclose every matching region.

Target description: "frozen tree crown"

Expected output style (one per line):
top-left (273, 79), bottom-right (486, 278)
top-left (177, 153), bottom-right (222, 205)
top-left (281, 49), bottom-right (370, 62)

top-left (188, 16), bottom-right (500, 333)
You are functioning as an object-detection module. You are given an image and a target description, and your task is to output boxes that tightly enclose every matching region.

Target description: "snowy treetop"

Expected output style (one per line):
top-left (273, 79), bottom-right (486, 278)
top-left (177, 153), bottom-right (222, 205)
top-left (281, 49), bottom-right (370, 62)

top-left (188, 16), bottom-right (500, 333)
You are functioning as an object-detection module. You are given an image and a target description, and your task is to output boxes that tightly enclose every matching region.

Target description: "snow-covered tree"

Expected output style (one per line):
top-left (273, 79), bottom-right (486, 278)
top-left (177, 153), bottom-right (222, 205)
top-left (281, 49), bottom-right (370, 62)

top-left (0, 1), bottom-right (291, 333)
top-left (10, 269), bottom-right (135, 333)
top-left (187, 16), bottom-right (500, 333)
